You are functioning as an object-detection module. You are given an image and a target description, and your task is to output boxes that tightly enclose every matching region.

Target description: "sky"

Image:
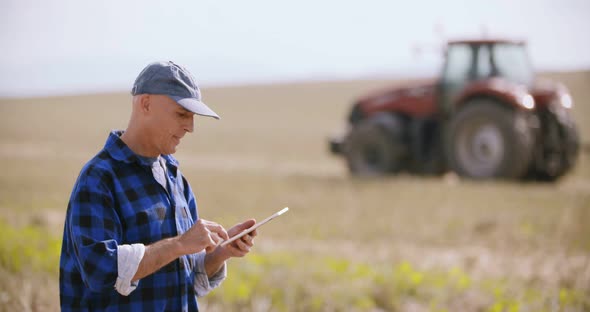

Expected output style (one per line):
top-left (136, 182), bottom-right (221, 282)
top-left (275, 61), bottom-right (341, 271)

top-left (1, 0), bottom-right (589, 98)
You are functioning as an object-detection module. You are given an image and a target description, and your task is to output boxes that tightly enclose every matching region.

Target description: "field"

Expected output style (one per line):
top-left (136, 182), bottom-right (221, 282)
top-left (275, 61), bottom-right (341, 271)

top-left (1, 71), bottom-right (589, 311)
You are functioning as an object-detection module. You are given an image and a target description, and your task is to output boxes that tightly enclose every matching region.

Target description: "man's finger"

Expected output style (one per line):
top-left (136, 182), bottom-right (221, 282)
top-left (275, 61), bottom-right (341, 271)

top-left (241, 234), bottom-right (254, 247)
top-left (234, 238), bottom-right (250, 252)
top-left (228, 219), bottom-right (256, 237)
top-left (205, 222), bottom-right (229, 240)
top-left (204, 235), bottom-right (217, 253)
top-left (210, 232), bottom-right (223, 245)
top-left (248, 229), bottom-right (258, 238)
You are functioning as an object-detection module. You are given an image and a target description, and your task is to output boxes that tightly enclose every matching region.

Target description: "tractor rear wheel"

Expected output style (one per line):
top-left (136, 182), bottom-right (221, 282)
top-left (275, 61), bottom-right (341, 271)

top-left (344, 114), bottom-right (406, 176)
top-left (445, 99), bottom-right (534, 179)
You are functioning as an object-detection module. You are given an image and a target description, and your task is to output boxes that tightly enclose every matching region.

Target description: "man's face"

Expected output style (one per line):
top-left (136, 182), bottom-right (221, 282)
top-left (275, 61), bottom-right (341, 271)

top-left (145, 95), bottom-right (195, 155)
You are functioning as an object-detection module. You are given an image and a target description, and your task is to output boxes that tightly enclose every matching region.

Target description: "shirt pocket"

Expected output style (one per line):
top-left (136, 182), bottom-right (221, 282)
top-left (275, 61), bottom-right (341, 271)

top-left (123, 203), bottom-right (172, 243)
top-left (173, 192), bottom-right (193, 235)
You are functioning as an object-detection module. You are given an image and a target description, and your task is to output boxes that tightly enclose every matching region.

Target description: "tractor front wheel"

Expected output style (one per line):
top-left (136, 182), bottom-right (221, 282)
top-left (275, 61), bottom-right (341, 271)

top-left (344, 114), bottom-right (407, 176)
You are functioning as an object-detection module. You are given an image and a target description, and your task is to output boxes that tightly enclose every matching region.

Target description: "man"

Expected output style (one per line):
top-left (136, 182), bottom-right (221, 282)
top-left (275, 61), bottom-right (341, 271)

top-left (60, 61), bottom-right (256, 311)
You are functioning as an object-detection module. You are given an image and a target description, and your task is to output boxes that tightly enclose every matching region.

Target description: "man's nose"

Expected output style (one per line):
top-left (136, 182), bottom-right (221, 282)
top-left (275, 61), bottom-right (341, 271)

top-left (185, 115), bottom-right (194, 133)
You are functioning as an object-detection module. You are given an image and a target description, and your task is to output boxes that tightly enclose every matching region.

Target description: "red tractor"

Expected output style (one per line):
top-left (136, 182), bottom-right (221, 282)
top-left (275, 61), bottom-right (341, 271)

top-left (329, 39), bottom-right (580, 181)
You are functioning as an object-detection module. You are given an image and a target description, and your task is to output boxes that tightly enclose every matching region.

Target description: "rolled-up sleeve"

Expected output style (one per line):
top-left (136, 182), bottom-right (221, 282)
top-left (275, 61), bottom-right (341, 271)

top-left (193, 251), bottom-right (226, 297)
top-left (67, 172), bottom-right (122, 292)
top-left (115, 243), bottom-right (145, 295)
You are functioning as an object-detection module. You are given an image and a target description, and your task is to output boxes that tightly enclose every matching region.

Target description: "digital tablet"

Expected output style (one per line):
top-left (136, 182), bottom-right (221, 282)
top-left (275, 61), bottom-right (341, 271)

top-left (219, 207), bottom-right (289, 247)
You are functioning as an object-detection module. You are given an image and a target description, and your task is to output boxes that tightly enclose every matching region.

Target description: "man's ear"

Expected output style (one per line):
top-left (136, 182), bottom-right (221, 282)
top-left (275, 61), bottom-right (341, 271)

top-left (138, 94), bottom-right (151, 113)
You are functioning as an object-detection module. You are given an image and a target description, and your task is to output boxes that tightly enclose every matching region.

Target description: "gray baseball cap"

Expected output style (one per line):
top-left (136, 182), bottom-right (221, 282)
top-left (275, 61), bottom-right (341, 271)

top-left (131, 61), bottom-right (220, 119)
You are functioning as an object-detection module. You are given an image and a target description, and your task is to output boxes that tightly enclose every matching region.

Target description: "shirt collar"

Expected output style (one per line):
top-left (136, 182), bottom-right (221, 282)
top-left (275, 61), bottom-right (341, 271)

top-left (104, 130), bottom-right (180, 168)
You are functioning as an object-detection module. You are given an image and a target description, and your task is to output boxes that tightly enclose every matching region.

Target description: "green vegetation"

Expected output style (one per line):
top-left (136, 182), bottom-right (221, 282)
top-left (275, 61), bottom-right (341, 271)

top-left (199, 252), bottom-right (590, 311)
top-left (0, 219), bottom-right (61, 274)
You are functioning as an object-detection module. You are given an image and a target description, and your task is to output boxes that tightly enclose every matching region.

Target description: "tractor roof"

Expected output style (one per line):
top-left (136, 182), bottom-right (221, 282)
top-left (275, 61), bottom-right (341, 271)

top-left (448, 39), bottom-right (525, 46)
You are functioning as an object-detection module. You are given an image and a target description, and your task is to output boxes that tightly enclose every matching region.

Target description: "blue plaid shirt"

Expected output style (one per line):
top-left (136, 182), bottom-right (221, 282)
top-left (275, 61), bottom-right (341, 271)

top-left (60, 131), bottom-right (224, 311)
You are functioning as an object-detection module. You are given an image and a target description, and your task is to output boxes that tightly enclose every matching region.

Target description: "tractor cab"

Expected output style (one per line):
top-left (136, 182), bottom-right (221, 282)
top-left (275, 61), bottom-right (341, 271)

top-left (438, 40), bottom-right (534, 117)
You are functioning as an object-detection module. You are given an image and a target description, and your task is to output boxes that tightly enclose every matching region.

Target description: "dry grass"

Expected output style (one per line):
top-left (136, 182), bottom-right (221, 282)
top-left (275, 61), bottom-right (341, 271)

top-left (0, 71), bottom-right (589, 311)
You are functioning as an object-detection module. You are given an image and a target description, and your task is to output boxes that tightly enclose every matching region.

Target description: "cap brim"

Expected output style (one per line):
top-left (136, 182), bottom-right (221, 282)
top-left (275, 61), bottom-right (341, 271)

top-left (170, 96), bottom-right (220, 120)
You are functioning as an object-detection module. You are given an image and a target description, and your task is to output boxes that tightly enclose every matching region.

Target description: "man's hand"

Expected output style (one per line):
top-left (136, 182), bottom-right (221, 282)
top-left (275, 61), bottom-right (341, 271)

top-left (132, 219), bottom-right (229, 282)
top-left (204, 219), bottom-right (257, 277)
top-left (222, 219), bottom-right (258, 257)
top-left (178, 219), bottom-right (229, 255)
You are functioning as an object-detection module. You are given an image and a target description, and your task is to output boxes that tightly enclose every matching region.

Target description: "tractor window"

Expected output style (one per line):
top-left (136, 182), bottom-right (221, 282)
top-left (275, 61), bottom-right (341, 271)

top-left (492, 44), bottom-right (533, 85)
top-left (475, 45), bottom-right (493, 79)
top-left (441, 44), bottom-right (473, 85)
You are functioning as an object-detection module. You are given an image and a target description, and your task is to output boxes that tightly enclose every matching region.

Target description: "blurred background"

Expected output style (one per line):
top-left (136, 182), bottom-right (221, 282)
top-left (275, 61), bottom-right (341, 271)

top-left (1, 1), bottom-right (589, 311)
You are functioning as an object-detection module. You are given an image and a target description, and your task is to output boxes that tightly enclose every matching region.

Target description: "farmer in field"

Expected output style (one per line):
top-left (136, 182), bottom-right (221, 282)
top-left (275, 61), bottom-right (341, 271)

top-left (59, 61), bottom-right (257, 311)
